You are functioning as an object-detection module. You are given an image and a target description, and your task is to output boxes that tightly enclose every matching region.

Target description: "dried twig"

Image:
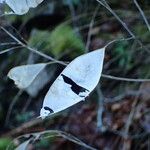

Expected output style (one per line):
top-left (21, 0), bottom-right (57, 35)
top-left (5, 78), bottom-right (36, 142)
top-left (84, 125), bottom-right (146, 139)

top-left (5, 90), bottom-right (23, 126)
top-left (0, 42), bottom-right (18, 46)
top-left (96, 84), bottom-right (106, 132)
top-left (0, 12), bottom-right (15, 17)
top-left (1, 26), bottom-right (150, 83)
top-left (102, 74), bottom-right (150, 82)
top-left (122, 96), bottom-right (139, 150)
top-left (134, 0), bottom-right (150, 32)
top-left (96, 0), bottom-right (150, 53)
top-left (8, 130), bottom-right (97, 150)
top-left (96, 0), bottom-right (135, 37)
top-left (0, 26), bottom-right (66, 65)
top-left (104, 89), bottom-right (147, 103)
top-left (67, 0), bottom-right (79, 33)
top-left (0, 46), bottom-right (24, 54)
top-left (85, 6), bottom-right (99, 52)
top-left (124, 97), bottom-right (139, 138)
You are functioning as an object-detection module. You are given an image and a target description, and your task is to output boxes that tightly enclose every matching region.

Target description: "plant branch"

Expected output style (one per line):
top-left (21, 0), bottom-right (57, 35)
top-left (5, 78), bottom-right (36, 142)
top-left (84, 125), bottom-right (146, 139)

top-left (96, 84), bottom-right (106, 132)
top-left (1, 26), bottom-right (150, 83)
top-left (5, 90), bottom-right (23, 126)
top-left (102, 74), bottom-right (150, 82)
top-left (0, 26), bottom-right (66, 65)
top-left (85, 6), bottom-right (99, 52)
top-left (10, 130), bottom-right (97, 150)
top-left (133, 0), bottom-right (150, 32)
top-left (104, 89), bottom-right (147, 103)
top-left (0, 46), bottom-right (24, 54)
top-left (96, 0), bottom-right (150, 53)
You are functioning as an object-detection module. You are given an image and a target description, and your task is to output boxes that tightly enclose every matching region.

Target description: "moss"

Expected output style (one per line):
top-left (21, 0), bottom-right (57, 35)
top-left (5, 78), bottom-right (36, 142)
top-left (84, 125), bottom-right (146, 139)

top-left (28, 24), bottom-right (85, 59)
top-left (49, 24), bottom-right (85, 58)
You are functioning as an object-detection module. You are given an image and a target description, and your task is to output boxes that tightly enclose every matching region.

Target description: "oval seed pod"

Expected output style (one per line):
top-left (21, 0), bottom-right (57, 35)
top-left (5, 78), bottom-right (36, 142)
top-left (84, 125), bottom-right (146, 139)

top-left (4, 0), bottom-right (44, 15)
top-left (40, 48), bottom-right (105, 118)
top-left (8, 63), bottom-right (46, 89)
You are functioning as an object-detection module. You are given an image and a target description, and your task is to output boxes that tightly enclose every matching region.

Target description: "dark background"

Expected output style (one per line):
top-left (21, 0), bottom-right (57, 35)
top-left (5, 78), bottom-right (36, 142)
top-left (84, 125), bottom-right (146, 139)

top-left (0, 0), bottom-right (150, 149)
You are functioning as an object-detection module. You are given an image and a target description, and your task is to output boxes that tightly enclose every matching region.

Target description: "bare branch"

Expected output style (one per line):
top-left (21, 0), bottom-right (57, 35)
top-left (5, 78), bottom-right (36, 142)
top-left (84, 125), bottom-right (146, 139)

top-left (96, 0), bottom-right (150, 53)
top-left (85, 6), bottom-right (99, 52)
top-left (96, 0), bottom-right (135, 37)
top-left (102, 74), bottom-right (150, 82)
top-left (12, 130), bottom-right (97, 150)
top-left (96, 84), bottom-right (106, 132)
top-left (0, 26), bottom-right (66, 65)
top-left (134, 0), bottom-right (150, 32)
top-left (104, 89), bottom-right (147, 103)
top-left (0, 46), bottom-right (24, 54)
top-left (1, 26), bottom-right (150, 83)
top-left (5, 90), bottom-right (23, 126)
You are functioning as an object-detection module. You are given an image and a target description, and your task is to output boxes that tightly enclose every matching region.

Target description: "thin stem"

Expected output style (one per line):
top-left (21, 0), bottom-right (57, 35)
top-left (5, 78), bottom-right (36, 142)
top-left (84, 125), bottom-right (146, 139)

top-left (102, 74), bottom-right (150, 82)
top-left (1, 26), bottom-right (150, 83)
top-left (104, 36), bottom-right (134, 49)
top-left (67, 0), bottom-right (78, 33)
top-left (96, 0), bottom-right (135, 37)
top-left (0, 42), bottom-right (18, 46)
top-left (0, 46), bottom-right (24, 54)
top-left (134, 0), bottom-right (150, 32)
top-left (0, 27), bottom-right (23, 45)
top-left (0, 26), bottom-right (66, 65)
top-left (123, 98), bottom-right (138, 138)
top-left (96, 84), bottom-right (106, 132)
top-left (26, 46), bottom-right (67, 66)
top-left (96, 0), bottom-right (150, 53)
top-left (7, 130), bottom-right (97, 150)
top-left (104, 90), bottom-right (142, 103)
top-left (85, 6), bottom-right (99, 52)
top-left (5, 90), bottom-right (23, 126)
top-left (0, 11), bottom-right (15, 17)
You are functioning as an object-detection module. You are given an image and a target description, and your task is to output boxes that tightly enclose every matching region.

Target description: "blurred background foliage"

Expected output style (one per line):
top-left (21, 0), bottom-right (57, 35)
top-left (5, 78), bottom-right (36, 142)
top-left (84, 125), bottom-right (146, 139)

top-left (0, 0), bottom-right (150, 149)
top-left (28, 24), bottom-right (85, 59)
